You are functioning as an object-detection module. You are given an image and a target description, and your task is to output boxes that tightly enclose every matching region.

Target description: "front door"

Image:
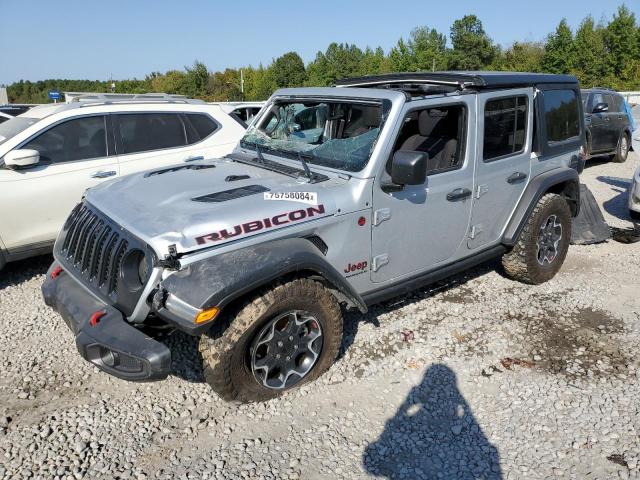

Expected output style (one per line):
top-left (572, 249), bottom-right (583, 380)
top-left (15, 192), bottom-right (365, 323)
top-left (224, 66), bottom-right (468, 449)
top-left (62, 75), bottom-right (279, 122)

top-left (468, 88), bottom-right (533, 250)
top-left (0, 115), bottom-right (119, 251)
top-left (370, 97), bottom-right (475, 283)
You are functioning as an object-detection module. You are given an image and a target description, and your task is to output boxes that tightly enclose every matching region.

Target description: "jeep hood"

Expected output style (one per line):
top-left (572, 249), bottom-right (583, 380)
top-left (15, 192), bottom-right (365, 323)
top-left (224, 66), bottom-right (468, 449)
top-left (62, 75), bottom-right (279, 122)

top-left (84, 158), bottom-right (344, 255)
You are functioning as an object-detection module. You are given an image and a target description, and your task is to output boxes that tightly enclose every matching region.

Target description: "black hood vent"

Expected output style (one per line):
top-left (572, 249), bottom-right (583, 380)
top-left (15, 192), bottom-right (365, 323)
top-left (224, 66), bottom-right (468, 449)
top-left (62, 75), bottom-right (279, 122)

top-left (144, 164), bottom-right (216, 177)
top-left (193, 184), bottom-right (269, 203)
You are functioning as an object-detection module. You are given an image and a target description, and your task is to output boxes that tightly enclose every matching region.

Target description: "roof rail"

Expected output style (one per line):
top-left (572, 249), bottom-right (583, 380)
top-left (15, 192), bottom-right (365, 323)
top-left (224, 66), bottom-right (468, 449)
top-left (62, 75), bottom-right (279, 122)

top-left (588, 86), bottom-right (617, 92)
top-left (67, 92), bottom-right (205, 106)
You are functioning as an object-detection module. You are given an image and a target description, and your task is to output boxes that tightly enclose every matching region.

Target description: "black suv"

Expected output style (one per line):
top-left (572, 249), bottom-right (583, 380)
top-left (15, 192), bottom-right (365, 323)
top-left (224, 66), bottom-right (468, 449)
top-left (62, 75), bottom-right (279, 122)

top-left (582, 88), bottom-right (633, 162)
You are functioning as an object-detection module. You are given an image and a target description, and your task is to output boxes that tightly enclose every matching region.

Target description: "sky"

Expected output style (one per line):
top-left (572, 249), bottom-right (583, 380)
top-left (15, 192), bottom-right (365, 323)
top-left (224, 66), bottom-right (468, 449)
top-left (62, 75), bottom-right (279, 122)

top-left (1, 0), bottom-right (638, 85)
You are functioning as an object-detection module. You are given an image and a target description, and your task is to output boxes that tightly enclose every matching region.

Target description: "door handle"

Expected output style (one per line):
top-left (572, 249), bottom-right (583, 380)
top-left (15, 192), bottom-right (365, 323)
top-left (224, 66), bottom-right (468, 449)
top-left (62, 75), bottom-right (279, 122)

top-left (91, 170), bottom-right (116, 178)
top-left (184, 155), bottom-right (204, 162)
top-left (605, 117), bottom-right (611, 122)
top-left (446, 188), bottom-right (472, 202)
top-left (507, 172), bottom-right (527, 184)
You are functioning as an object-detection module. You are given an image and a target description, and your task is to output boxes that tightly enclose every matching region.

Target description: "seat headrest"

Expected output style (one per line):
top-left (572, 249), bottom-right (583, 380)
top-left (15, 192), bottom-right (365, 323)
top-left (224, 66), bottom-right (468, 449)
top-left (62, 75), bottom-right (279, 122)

top-left (418, 109), bottom-right (452, 137)
top-left (362, 107), bottom-right (381, 128)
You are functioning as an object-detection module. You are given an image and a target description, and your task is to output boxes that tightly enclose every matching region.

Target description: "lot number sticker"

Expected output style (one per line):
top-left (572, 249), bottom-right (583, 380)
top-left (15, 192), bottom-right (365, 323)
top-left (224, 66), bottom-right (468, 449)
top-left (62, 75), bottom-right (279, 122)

top-left (264, 192), bottom-right (318, 205)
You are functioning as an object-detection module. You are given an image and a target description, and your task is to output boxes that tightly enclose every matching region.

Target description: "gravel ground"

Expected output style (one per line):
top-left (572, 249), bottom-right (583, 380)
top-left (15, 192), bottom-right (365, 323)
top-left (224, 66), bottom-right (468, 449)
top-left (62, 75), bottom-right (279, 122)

top-left (1, 151), bottom-right (639, 480)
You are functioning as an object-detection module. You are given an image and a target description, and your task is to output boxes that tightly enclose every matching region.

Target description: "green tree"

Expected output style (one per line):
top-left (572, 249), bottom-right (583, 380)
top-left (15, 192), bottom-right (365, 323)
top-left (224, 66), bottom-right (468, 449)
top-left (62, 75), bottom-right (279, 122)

top-left (271, 52), bottom-right (307, 88)
top-left (185, 60), bottom-right (209, 97)
top-left (448, 15), bottom-right (497, 70)
top-left (604, 5), bottom-right (639, 87)
top-left (572, 17), bottom-right (608, 88)
top-left (306, 43), bottom-right (365, 86)
top-left (495, 42), bottom-right (545, 72)
top-left (388, 27), bottom-right (447, 72)
top-left (542, 19), bottom-right (575, 73)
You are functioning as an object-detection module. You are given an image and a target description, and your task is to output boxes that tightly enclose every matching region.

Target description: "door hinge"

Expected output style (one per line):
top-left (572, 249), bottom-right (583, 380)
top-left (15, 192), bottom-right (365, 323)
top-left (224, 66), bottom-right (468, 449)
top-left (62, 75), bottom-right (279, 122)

top-left (469, 224), bottom-right (484, 240)
top-left (373, 208), bottom-right (391, 226)
top-left (372, 254), bottom-right (389, 272)
top-left (475, 184), bottom-right (489, 199)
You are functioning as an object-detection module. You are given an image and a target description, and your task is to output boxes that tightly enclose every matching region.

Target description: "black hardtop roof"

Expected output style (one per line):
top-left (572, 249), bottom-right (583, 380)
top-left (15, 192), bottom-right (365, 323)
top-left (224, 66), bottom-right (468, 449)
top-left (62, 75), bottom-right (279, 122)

top-left (336, 71), bottom-right (579, 90)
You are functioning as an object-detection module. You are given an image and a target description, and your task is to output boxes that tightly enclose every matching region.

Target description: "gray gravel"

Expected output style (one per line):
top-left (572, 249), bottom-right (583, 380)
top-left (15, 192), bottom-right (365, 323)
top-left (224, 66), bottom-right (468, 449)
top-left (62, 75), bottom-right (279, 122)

top-left (1, 152), bottom-right (639, 480)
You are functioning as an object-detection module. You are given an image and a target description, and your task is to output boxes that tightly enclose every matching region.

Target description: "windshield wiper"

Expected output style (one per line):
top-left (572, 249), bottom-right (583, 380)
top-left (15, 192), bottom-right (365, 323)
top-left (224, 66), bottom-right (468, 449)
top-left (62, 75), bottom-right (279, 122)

top-left (296, 151), bottom-right (315, 182)
top-left (256, 144), bottom-right (266, 165)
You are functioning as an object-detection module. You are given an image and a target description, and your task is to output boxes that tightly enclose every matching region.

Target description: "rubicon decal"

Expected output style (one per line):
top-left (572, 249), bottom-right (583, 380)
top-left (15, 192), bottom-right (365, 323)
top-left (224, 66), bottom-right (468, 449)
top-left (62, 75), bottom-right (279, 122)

top-left (195, 205), bottom-right (326, 245)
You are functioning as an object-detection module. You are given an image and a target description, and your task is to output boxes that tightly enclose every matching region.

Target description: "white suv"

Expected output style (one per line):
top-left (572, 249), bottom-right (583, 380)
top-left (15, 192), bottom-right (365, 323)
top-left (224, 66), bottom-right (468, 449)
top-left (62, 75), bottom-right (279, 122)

top-left (0, 96), bottom-right (248, 269)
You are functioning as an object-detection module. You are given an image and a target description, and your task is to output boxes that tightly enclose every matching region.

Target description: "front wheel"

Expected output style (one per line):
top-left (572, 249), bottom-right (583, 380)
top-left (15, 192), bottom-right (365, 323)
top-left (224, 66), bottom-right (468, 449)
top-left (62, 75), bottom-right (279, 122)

top-left (502, 193), bottom-right (572, 285)
top-left (612, 132), bottom-right (630, 163)
top-left (199, 278), bottom-right (343, 403)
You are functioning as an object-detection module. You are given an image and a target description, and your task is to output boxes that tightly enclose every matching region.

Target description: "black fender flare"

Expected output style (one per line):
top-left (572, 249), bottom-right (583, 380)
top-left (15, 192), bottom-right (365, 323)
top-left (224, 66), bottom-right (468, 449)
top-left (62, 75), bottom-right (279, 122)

top-left (159, 237), bottom-right (367, 321)
top-left (502, 167), bottom-right (580, 247)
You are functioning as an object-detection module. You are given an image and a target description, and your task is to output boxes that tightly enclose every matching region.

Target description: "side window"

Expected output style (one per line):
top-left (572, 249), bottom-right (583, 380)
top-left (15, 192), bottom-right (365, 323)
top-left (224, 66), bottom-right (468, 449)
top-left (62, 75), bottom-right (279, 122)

top-left (604, 94), bottom-right (618, 112)
top-left (542, 90), bottom-right (580, 144)
top-left (391, 105), bottom-right (466, 176)
top-left (23, 116), bottom-right (107, 164)
top-left (591, 93), bottom-right (604, 112)
top-left (483, 96), bottom-right (527, 161)
top-left (118, 113), bottom-right (186, 154)
top-left (183, 114), bottom-right (218, 145)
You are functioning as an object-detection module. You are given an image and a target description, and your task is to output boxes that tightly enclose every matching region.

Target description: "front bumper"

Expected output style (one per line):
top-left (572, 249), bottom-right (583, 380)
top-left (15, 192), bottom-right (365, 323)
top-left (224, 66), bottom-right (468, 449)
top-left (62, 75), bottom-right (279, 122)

top-left (42, 263), bottom-right (171, 381)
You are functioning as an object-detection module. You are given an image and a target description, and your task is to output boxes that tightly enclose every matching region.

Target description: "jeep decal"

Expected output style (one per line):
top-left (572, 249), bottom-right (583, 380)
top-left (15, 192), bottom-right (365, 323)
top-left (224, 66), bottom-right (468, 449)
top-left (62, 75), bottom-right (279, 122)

top-left (344, 261), bottom-right (368, 277)
top-left (195, 204), bottom-right (327, 245)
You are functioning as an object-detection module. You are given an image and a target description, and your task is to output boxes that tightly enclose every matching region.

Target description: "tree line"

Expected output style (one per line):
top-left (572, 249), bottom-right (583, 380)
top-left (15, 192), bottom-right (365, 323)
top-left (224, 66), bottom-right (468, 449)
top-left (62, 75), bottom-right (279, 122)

top-left (6, 5), bottom-right (640, 104)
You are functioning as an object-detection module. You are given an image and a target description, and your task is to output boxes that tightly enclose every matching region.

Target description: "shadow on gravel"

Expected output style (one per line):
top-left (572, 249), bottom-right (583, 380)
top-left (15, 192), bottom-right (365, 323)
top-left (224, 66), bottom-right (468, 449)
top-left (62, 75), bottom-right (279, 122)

top-left (161, 331), bottom-right (205, 383)
top-left (0, 254), bottom-right (51, 291)
top-left (339, 259), bottom-right (501, 362)
top-left (584, 155), bottom-right (614, 168)
top-left (364, 364), bottom-right (502, 479)
top-left (596, 175), bottom-right (634, 222)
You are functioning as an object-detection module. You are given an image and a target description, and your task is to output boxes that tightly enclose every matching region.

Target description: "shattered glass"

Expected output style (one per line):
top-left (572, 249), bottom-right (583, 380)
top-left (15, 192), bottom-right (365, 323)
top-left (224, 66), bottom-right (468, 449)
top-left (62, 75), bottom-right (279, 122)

top-left (241, 100), bottom-right (383, 172)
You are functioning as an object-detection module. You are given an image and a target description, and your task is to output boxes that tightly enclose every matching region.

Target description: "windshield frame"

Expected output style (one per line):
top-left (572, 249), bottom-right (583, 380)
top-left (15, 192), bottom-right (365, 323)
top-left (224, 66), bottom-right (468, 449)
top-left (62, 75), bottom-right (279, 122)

top-left (0, 116), bottom-right (39, 149)
top-left (239, 96), bottom-right (392, 175)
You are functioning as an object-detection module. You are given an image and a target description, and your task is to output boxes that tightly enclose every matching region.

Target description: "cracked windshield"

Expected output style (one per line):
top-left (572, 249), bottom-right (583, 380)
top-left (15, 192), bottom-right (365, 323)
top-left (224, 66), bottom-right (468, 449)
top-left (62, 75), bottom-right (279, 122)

top-left (241, 100), bottom-right (384, 172)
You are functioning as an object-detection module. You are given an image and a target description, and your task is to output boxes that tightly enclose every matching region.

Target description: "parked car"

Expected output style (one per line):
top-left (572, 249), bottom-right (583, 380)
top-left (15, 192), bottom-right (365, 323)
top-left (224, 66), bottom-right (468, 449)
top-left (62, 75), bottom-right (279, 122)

top-left (582, 88), bottom-right (633, 162)
top-left (42, 72), bottom-right (586, 403)
top-left (629, 166), bottom-right (640, 222)
top-left (0, 104), bottom-right (35, 118)
top-left (212, 102), bottom-right (265, 126)
top-left (0, 94), bottom-right (247, 269)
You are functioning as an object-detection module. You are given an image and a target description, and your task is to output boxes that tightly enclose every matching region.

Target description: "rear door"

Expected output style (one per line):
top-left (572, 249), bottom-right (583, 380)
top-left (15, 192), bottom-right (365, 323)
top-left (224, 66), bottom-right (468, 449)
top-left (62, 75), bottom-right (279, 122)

top-left (589, 92), bottom-right (610, 152)
top-left (603, 94), bottom-right (621, 148)
top-left (0, 114), bottom-right (119, 250)
top-left (114, 112), bottom-right (223, 176)
top-left (468, 88), bottom-right (533, 250)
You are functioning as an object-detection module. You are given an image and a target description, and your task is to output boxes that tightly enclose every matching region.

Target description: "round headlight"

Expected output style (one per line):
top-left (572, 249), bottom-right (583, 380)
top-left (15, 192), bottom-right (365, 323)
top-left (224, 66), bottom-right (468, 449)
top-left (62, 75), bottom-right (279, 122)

top-left (121, 250), bottom-right (148, 290)
top-left (138, 254), bottom-right (150, 284)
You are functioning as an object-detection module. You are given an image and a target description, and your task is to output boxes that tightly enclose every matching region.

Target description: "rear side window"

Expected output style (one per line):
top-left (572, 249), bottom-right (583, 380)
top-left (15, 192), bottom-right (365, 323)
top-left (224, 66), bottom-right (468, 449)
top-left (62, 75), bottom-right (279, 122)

top-left (23, 116), bottom-right (107, 163)
top-left (183, 114), bottom-right (218, 144)
top-left (483, 96), bottom-right (527, 161)
top-left (543, 90), bottom-right (580, 144)
top-left (118, 113), bottom-right (186, 154)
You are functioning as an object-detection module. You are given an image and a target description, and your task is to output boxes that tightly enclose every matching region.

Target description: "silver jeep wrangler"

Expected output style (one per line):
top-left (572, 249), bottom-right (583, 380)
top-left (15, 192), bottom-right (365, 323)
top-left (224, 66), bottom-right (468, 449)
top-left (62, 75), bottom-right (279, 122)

top-left (43, 72), bottom-right (586, 402)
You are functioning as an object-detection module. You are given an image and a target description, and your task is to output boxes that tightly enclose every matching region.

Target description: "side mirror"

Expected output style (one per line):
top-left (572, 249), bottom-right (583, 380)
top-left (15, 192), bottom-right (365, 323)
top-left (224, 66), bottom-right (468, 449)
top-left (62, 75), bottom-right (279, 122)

top-left (4, 149), bottom-right (40, 169)
top-left (592, 102), bottom-right (609, 113)
top-left (391, 150), bottom-right (427, 186)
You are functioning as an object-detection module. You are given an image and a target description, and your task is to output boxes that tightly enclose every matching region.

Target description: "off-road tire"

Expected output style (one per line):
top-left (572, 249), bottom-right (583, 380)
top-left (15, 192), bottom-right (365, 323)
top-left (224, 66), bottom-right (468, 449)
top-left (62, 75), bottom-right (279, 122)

top-left (612, 132), bottom-right (630, 163)
top-left (502, 193), bottom-right (572, 285)
top-left (199, 278), bottom-right (343, 403)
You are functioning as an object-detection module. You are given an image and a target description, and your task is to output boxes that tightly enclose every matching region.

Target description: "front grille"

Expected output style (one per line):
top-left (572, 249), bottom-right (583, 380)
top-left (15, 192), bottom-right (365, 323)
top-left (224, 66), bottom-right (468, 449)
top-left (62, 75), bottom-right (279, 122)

top-left (56, 202), bottom-right (153, 317)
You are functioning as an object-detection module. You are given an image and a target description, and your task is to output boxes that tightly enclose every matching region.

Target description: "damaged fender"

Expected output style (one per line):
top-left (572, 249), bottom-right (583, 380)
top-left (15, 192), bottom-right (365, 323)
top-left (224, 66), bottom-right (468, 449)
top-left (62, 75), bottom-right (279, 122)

top-left (155, 237), bottom-right (367, 334)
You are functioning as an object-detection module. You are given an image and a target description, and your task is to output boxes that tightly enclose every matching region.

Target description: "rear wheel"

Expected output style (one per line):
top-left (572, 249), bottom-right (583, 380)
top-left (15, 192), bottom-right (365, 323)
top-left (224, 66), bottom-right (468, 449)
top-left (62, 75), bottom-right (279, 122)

top-left (612, 132), bottom-right (629, 163)
top-left (199, 278), bottom-right (343, 403)
top-left (502, 193), bottom-right (572, 284)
